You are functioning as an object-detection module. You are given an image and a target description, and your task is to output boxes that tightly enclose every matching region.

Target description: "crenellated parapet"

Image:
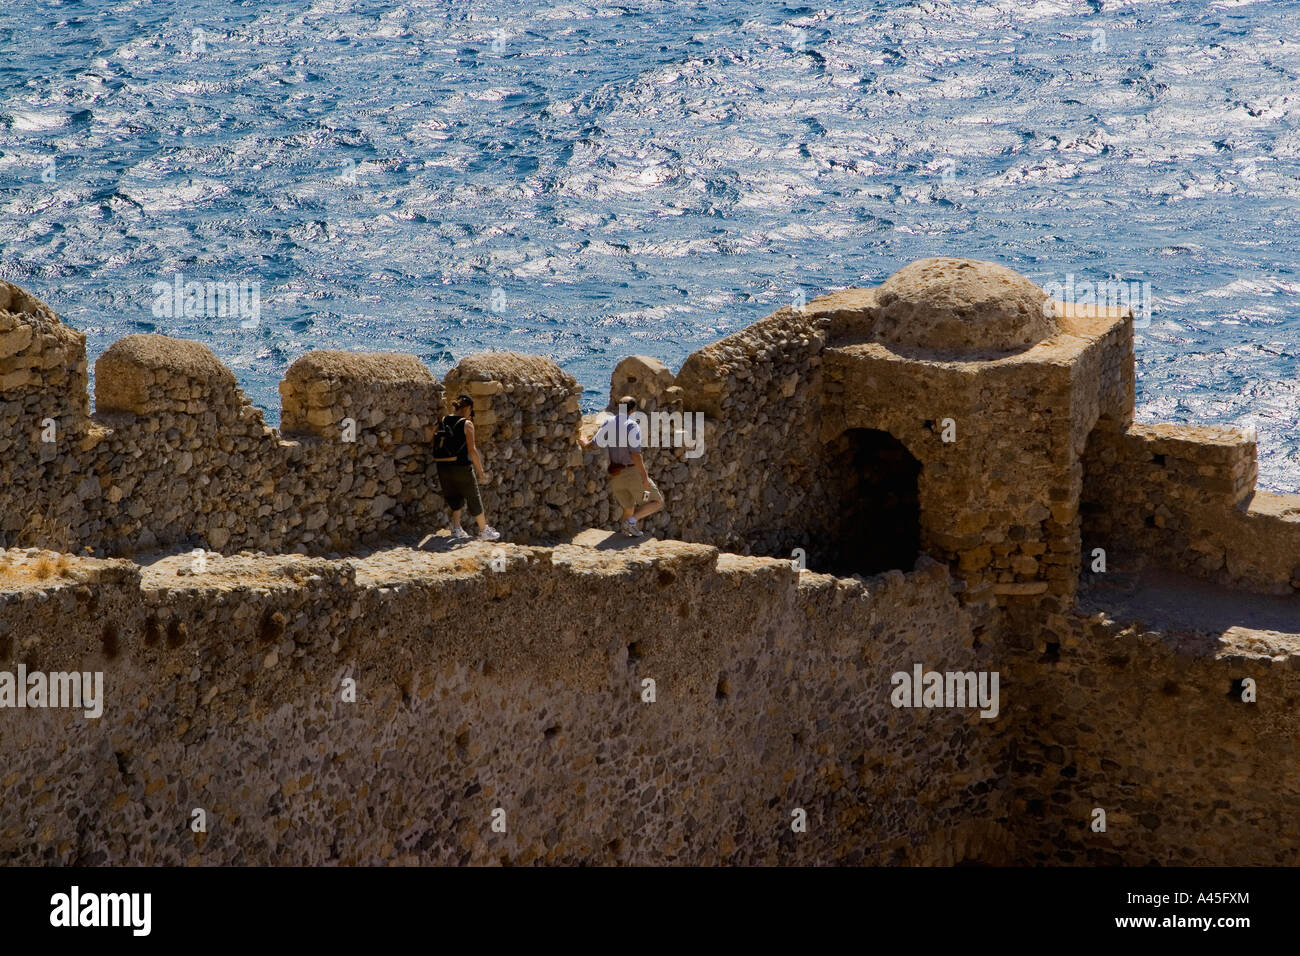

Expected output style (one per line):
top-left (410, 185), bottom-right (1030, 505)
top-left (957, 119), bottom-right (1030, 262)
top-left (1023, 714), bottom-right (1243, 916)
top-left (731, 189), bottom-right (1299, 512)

top-left (0, 280), bottom-right (88, 401)
top-left (0, 293), bottom-right (453, 554)
top-left (2, 256), bottom-right (1297, 618)
top-left (96, 334), bottom-right (251, 419)
top-left (1082, 420), bottom-right (1300, 593)
top-left (280, 350), bottom-right (439, 441)
top-left (609, 355), bottom-right (679, 414)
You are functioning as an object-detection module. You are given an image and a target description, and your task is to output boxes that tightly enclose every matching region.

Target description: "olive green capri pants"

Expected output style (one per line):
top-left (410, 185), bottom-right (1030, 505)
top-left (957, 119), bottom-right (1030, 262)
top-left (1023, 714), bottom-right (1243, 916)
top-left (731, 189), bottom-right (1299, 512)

top-left (436, 463), bottom-right (483, 517)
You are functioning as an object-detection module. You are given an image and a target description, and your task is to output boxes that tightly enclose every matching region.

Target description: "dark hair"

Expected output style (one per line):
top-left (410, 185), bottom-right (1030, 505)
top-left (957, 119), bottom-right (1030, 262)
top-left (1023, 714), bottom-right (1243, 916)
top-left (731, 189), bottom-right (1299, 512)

top-left (616, 395), bottom-right (638, 414)
top-left (454, 394), bottom-right (474, 412)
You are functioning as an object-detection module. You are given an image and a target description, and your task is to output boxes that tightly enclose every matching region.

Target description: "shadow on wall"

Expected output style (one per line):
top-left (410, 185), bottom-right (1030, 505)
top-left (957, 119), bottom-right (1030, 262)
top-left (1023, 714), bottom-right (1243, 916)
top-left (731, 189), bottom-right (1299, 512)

top-left (820, 427), bottom-right (922, 576)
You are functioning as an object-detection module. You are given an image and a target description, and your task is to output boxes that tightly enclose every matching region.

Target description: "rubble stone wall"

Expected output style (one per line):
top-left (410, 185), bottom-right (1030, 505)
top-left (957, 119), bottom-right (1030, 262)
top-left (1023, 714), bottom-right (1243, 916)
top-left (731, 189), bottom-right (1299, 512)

top-left (1082, 420), bottom-right (1300, 594)
top-left (0, 545), bottom-right (1002, 866)
top-left (4, 540), bottom-right (1296, 865)
top-left (1004, 606), bottom-right (1300, 865)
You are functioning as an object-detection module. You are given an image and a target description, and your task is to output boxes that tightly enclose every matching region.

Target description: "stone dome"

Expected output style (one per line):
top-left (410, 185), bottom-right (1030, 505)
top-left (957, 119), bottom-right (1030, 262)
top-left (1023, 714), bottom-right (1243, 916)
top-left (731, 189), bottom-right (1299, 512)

top-left (872, 258), bottom-right (1056, 355)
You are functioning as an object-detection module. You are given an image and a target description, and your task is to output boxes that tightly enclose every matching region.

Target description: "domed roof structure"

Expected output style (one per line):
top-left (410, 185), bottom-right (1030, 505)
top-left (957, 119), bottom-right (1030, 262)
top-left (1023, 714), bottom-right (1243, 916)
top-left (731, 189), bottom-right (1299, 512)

top-left (871, 257), bottom-right (1056, 355)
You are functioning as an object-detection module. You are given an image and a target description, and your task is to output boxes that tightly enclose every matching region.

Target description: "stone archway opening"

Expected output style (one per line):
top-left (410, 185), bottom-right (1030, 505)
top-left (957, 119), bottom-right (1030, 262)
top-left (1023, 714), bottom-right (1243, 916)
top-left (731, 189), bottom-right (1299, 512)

top-left (824, 428), bottom-right (922, 576)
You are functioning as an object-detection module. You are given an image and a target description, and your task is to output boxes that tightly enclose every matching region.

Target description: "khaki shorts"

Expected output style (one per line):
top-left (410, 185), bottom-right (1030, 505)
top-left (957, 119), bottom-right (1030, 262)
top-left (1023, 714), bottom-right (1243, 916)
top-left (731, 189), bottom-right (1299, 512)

top-left (611, 467), bottom-right (663, 511)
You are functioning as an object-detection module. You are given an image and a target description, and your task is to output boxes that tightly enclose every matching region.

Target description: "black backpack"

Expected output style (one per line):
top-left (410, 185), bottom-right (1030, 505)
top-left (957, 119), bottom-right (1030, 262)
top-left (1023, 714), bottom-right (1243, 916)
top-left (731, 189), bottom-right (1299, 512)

top-left (433, 415), bottom-right (467, 461)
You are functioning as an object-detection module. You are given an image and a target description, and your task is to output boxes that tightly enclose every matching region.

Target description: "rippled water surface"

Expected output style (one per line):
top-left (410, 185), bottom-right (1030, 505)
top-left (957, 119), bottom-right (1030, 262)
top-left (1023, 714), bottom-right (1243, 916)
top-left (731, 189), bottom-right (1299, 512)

top-left (3, 0), bottom-right (1299, 486)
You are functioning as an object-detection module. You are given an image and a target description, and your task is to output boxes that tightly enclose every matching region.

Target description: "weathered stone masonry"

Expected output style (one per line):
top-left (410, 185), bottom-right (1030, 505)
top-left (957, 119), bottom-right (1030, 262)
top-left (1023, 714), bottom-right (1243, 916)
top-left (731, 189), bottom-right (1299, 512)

top-left (2, 545), bottom-right (1001, 865)
top-left (2, 256), bottom-right (1299, 865)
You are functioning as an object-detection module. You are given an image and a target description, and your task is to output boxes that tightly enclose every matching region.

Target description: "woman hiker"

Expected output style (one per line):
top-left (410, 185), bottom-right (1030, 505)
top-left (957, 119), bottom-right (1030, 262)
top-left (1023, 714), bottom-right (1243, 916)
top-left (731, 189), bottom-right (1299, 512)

top-left (433, 393), bottom-right (501, 541)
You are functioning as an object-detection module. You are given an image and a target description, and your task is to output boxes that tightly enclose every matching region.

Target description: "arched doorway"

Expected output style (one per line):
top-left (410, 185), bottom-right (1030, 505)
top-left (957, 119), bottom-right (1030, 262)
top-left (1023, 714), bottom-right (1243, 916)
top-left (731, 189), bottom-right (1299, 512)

top-left (824, 428), bottom-right (922, 576)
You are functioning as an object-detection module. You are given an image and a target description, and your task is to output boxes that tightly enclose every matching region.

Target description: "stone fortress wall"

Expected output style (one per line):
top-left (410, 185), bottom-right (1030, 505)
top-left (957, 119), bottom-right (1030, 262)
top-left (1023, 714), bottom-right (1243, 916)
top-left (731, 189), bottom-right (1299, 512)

top-left (2, 546), bottom-right (1001, 865)
top-left (2, 257), bottom-right (1299, 865)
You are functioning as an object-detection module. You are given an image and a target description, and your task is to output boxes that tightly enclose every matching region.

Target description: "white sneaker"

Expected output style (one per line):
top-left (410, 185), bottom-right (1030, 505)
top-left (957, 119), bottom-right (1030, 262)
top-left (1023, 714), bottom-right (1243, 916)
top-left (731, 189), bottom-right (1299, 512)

top-left (622, 519), bottom-right (643, 538)
top-left (450, 525), bottom-right (470, 540)
top-left (478, 526), bottom-right (501, 541)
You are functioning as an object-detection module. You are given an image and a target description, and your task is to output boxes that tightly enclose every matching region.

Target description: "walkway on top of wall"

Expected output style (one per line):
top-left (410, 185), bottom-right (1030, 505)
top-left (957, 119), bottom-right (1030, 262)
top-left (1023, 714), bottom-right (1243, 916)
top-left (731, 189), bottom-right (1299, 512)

top-left (2, 524), bottom-right (936, 603)
top-left (1078, 566), bottom-right (1300, 648)
top-left (0, 530), bottom-right (892, 598)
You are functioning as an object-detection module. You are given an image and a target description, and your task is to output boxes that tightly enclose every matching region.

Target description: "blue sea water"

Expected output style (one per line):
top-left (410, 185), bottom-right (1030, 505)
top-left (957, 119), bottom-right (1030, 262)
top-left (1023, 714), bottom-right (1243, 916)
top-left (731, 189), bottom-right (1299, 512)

top-left (2, 0), bottom-right (1299, 486)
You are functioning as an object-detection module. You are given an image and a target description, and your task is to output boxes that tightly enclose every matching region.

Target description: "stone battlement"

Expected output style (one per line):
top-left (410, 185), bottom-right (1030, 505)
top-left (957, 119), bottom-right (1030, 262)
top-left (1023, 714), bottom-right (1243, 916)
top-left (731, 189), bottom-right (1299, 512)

top-left (3, 257), bottom-right (1296, 607)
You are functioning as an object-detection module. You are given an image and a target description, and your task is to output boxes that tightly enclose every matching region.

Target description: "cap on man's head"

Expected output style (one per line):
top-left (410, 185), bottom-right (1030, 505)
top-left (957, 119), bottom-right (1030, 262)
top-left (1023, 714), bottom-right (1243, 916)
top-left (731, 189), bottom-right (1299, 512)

top-left (616, 395), bottom-right (638, 413)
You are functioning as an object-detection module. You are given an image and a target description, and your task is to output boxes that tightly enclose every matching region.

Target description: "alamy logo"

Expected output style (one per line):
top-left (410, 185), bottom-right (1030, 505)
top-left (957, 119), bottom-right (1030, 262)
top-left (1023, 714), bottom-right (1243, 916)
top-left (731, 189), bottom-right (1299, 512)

top-left (151, 272), bottom-right (261, 328)
top-left (596, 407), bottom-right (706, 459)
top-left (890, 664), bottom-right (999, 719)
top-left (50, 886), bottom-right (151, 936)
top-left (0, 666), bottom-right (103, 719)
top-left (1041, 273), bottom-right (1152, 328)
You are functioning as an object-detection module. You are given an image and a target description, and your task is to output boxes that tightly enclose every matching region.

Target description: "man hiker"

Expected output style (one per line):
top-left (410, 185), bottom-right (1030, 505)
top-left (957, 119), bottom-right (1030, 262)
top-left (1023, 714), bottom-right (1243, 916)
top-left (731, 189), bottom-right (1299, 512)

top-left (433, 394), bottom-right (501, 541)
top-left (581, 395), bottom-right (664, 537)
